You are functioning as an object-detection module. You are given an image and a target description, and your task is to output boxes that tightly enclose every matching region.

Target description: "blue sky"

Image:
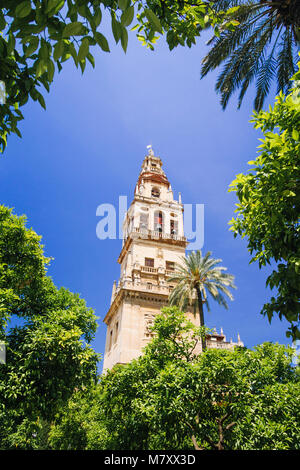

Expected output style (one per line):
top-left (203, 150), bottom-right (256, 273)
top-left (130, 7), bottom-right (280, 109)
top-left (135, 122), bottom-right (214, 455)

top-left (0, 18), bottom-right (291, 364)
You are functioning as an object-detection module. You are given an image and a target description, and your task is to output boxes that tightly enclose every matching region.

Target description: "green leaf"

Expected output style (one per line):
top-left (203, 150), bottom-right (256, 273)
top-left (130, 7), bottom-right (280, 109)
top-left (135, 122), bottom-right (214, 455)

top-left (144, 9), bottom-right (162, 34)
top-left (121, 6), bottom-right (134, 27)
top-left (25, 36), bottom-right (39, 57)
top-left (53, 40), bottom-right (64, 61)
top-left (35, 59), bottom-right (47, 78)
top-left (118, 0), bottom-right (129, 11)
top-left (7, 34), bottom-right (16, 54)
top-left (93, 7), bottom-right (102, 28)
top-left (60, 52), bottom-right (71, 63)
top-left (40, 39), bottom-right (50, 60)
top-left (214, 26), bottom-right (220, 38)
top-left (45, 0), bottom-right (65, 16)
top-left (95, 32), bottom-right (110, 52)
top-left (67, 4), bottom-right (78, 22)
top-left (86, 52), bottom-right (95, 68)
top-left (121, 27), bottom-right (128, 53)
top-left (292, 129), bottom-right (299, 141)
top-left (111, 16), bottom-right (122, 43)
top-left (67, 42), bottom-right (78, 66)
top-left (15, 1), bottom-right (32, 18)
top-left (62, 22), bottom-right (87, 38)
top-left (282, 190), bottom-right (296, 197)
top-left (77, 4), bottom-right (88, 18)
top-left (0, 11), bottom-right (6, 31)
top-left (79, 59), bottom-right (86, 74)
top-left (47, 59), bottom-right (55, 82)
top-left (226, 6), bottom-right (240, 15)
top-left (78, 37), bottom-right (89, 62)
top-left (15, 128), bottom-right (22, 138)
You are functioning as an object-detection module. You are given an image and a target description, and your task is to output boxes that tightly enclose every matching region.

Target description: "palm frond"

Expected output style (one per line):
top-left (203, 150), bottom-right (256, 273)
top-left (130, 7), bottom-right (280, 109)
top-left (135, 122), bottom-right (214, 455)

top-left (254, 28), bottom-right (282, 110)
top-left (211, 0), bottom-right (257, 14)
top-left (201, 0), bottom-right (299, 109)
top-left (277, 28), bottom-right (296, 94)
top-left (168, 250), bottom-right (236, 320)
top-left (215, 20), bottom-right (273, 108)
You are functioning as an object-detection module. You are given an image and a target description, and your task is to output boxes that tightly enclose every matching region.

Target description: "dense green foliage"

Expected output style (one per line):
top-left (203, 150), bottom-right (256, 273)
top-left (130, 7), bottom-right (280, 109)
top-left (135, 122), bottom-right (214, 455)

top-left (1, 303), bottom-right (299, 450)
top-left (0, 205), bottom-right (99, 449)
top-left (229, 63), bottom-right (300, 341)
top-left (168, 250), bottom-right (236, 350)
top-left (201, 0), bottom-right (300, 109)
top-left (48, 385), bottom-right (108, 449)
top-left (1, 0), bottom-right (298, 152)
top-left (47, 308), bottom-right (299, 450)
top-left (0, 0), bottom-right (238, 152)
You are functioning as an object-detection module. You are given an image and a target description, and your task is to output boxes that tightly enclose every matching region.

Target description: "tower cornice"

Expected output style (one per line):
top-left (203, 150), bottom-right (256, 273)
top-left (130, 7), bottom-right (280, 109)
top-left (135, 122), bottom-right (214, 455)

top-left (132, 194), bottom-right (183, 208)
top-left (136, 171), bottom-right (170, 190)
top-left (117, 228), bottom-right (188, 265)
top-left (103, 283), bottom-right (170, 325)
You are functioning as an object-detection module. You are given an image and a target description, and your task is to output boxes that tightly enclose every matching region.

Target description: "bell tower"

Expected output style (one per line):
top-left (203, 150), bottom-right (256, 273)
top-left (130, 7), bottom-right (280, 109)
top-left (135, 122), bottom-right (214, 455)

top-left (102, 146), bottom-right (188, 370)
top-left (102, 146), bottom-right (243, 371)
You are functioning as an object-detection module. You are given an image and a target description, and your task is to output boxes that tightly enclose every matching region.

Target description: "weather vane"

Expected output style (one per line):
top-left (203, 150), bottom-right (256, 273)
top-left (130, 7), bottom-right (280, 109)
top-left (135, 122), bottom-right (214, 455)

top-left (147, 144), bottom-right (154, 156)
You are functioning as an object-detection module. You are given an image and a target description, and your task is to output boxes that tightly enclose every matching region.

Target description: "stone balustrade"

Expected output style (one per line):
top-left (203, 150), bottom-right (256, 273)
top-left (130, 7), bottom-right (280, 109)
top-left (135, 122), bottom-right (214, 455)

top-left (206, 339), bottom-right (237, 350)
top-left (130, 227), bottom-right (186, 243)
top-left (141, 266), bottom-right (158, 274)
top-left (114, 279), bottom-right (172, 297)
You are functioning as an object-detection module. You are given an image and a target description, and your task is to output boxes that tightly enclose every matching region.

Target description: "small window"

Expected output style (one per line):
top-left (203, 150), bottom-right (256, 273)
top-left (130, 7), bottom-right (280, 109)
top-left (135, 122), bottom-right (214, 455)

top-left (154, 211), bottom-right (163, 232)
top-left (109, 330), bottom-right (113, 350)
top-left (170, 219), bottom-right (178, 235)
top-left (140, 213), bottom-right (148, 230)
top-left (151, 187), bottom-right (160, 198)
top-left (166, 261), bottom-right (175, 271)
top-left (145, 258), bottom-right (154, 267)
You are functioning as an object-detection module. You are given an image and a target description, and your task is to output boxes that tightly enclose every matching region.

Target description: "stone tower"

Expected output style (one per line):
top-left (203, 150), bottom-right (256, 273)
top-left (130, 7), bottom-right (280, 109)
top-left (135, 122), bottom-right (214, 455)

top-left (102, 147), bottom-right (243, 371)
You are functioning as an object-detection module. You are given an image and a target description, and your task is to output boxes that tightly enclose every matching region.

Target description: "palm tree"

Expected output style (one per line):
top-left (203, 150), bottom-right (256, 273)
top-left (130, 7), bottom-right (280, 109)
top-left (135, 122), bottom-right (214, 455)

top-left (201, 0), bottom-right (300, 110)
top-left (168, 250), bottom-right (236, 351)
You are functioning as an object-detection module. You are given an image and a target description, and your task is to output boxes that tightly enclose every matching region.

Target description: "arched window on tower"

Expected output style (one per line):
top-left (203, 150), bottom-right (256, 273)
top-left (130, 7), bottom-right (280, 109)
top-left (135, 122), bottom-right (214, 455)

top-left (154, 211), bottom-right (164, 233)
top-left (170, 218), bottom-right (178, 236)
top-left (139, 213), bottom-right (148, 232)
top-left (151, 187), bottom-right (160, 198)
top-left (113, 322), bottom-right (119, 344)
top-left (108, 329), bottom-right (113, 351)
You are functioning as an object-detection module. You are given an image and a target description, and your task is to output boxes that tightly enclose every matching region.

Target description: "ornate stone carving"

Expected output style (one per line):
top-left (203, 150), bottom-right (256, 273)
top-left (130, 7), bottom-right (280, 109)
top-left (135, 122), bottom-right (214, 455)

top-left (144, 313), bottom-right (156, 339)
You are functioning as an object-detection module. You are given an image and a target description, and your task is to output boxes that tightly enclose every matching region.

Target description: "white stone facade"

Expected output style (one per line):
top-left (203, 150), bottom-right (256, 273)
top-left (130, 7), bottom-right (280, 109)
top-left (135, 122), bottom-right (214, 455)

top-left (103, 148), bottom-right (243, 371)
